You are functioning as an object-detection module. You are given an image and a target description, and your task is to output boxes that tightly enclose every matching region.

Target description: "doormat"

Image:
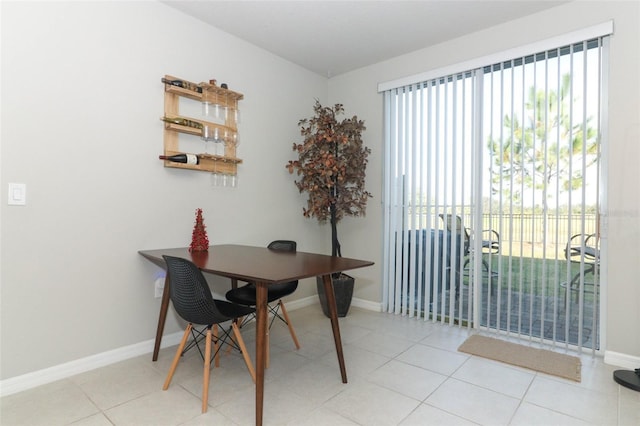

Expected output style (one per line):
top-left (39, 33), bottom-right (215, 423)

top-left (458, 335), bottom-right (581, 382)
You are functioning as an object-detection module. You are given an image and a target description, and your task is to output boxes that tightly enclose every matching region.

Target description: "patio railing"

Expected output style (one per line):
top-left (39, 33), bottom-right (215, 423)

top-left (405, 208), bottom-right (597, 250)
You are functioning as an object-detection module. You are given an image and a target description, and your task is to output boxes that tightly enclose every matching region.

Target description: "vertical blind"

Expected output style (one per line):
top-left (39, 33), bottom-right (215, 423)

top-left (383, 71), bottom-right (478, 324)
top-left (382, 30), bottom-right (609, 353)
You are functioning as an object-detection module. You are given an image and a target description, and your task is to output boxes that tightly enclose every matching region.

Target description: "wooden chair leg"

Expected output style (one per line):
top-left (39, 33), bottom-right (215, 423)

top-left (232, 322), bottom-right (256, 383)
top-left (225, 318), bottom-right (238, 354)
top-left (163, 324), bottom-right (192, 390)
top-left (213, 324), bottom-right (220, 368)
top-left (202, 327), bottom-right (212, 413)
top-left (279, 300), bottom-right (301, 350)
top-left (226, 320), bottom-right (239, 355)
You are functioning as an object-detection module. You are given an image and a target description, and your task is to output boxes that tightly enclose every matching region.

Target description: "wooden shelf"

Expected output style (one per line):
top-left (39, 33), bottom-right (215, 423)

top-left (163, 84), bottom-right (202, 101)
top-left (162, 75), bottom-right (244, 102)
top-left (198, 153), bottom-right (243, 163)
top-left (200, 82), bottom-right (244, 102)
top-left (161, 116), bottom-right (237, 137)
top-left (161, 74), bottom-right (243, 174)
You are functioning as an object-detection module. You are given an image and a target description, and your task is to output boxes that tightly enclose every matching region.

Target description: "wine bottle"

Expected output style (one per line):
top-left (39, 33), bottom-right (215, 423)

top-left (161, 77), bottom-right (203, 93)
top-left (161, 78), bottom-right (182, 88)
top-left (159, 153), bottom-right (200, 165)
top-left (161, 116), bottom-right (203, 129)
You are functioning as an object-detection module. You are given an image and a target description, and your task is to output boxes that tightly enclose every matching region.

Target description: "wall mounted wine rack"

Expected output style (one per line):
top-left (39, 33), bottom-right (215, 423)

top-left (161, 75), bottom-right (243, 176)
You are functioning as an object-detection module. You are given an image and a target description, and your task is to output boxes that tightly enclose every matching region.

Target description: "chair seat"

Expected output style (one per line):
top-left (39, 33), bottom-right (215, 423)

top-left (571, 246), bottom-right (599, 261)
top-left (482, 239), bottom-right (499, 251)
top-left (226, 281), bottom-right (298, 306)
top-left (224, 240), bottom-right (302, 362)
top-left (215, 299), bottom-right (256, 318)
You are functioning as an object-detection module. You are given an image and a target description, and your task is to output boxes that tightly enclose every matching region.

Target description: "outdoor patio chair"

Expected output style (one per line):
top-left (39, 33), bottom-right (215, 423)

top-left (561, 233), bottom-right (600, 304)
top-left (439, 214), bottom-right (500, 299)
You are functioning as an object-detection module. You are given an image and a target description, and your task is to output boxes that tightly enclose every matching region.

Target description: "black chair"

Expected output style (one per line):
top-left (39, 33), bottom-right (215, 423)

top-left (225, 240), bottom-right (301, 367)
top-left (562, 233), bottom-right (600, 304)
top-left (439, 214), bottom-right (500, 299)
top-left (162, 255), bottom-right (256, 413)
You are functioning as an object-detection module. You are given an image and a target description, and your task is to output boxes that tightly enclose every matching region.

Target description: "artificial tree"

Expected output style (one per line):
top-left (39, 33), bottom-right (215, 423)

top-left (286, 100), bottom-right (371, 315)
top-left (189, 208), bottom-right (209, 252)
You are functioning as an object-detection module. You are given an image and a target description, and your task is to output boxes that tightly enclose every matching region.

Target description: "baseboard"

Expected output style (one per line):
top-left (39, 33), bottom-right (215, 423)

top-left (281, 294), bottom-right (318, 311)
top-left (351, 297), bottom-right (383, 312)
top-left (604, 350), bottom-right (640, 370)
top-left (286, 295), bottom-right (382, 313)
top-left (0, 331), bottom-right (184, 398)
top-left (0, 296), bottom-right (384, 397)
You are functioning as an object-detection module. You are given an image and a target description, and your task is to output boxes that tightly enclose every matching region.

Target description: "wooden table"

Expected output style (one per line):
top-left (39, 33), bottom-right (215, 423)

top-left (138, 245), bottom-right (374, 426)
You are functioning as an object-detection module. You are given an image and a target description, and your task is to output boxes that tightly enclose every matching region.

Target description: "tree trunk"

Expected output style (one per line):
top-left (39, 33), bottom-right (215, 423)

top-left (330, 202), bottom-right (341, 258)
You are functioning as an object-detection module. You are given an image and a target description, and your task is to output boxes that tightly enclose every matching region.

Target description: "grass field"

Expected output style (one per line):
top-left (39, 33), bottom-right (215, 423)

top-left (471, 251), bottom-right (599, 304)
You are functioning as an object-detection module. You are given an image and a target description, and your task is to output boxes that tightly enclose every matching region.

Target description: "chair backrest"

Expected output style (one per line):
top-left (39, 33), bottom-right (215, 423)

top-left (163, 255), bottom-right (227, 326)
top-left (267, 240), bottom-right (296, 252)
top-left (439, 214), bottom-right (470, 254)
top-left (565, 233), bottom-right (599, 264)
top-left (267, 240), bottom-right (298, 288)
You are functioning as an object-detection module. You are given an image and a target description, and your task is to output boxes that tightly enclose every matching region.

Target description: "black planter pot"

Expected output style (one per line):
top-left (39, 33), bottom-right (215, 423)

top-left (316, 273), bottom-right (354, 318)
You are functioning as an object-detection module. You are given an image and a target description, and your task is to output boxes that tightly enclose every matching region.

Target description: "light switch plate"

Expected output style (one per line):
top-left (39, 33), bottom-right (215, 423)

top-left (8, 183), bottom-right (26, 205)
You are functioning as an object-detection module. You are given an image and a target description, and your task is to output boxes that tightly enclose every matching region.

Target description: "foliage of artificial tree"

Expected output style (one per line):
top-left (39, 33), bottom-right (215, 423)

top-left (487, 74), bottom-right (598, 211)
top-left (286, 101), bottom-right (372, 257)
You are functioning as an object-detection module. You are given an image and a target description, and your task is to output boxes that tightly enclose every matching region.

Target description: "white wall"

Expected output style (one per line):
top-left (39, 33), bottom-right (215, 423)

top-left (329, 1), bottom-right (640, 359)
top-left (0, 1), bottom-right (328, 380)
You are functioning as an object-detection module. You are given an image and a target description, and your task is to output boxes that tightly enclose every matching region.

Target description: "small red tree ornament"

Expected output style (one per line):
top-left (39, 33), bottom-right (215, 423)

top-left (189, 208), bottom-right (209, 252)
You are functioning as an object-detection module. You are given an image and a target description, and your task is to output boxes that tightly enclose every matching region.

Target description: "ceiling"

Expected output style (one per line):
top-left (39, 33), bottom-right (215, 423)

top-left (162, 1), bottom-right (569, 77)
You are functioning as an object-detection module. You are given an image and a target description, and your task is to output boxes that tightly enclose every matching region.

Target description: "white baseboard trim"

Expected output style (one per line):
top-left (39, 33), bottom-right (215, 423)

top-left (281, 295), bottom-right (318, 311)
top-left (351, 297), bottom-right (383, 312)
top-left (0, 297), bottom-right (398, 398)
top-left (286, 295), bottom-right (382, 313)
top-left (604, 350), bottom-right (640, 370)
top-left (0, 331), bottom-right (184, 398)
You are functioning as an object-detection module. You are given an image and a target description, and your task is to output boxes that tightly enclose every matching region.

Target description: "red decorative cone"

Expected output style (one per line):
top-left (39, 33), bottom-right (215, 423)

top-left (189, 208), bottom-right (209, 252)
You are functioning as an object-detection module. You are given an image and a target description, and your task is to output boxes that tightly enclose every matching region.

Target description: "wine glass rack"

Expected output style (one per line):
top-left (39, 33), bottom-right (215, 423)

top-left (160, 75), bottom-right (243, 176)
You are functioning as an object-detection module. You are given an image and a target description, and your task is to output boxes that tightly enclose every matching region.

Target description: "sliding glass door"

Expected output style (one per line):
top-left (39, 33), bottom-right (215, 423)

top-left (382, 35), bottom-right (607, 352)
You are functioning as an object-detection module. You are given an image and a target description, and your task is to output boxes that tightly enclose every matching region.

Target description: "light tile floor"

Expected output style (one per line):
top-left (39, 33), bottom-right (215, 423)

top-left (2, 306), bottom-right (639, 425)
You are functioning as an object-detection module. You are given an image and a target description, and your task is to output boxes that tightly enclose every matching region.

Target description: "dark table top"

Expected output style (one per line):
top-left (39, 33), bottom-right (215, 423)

top-left (139, 244), bottom-right (374, 284)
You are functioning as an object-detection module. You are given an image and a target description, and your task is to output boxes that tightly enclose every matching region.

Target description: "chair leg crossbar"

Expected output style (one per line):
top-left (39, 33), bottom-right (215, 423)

top-left (235, 301), bottom-right (300, 349)
top-left (268, 303), bottom-right (287, 328)
top-left (230, 301), bottom-right (300, 369)
top-left (163, 322), bottom-right (255, 413)
top-left (182, 324), bottom-right (250, 364)
top-left (236, 304), bottom-right (286, 329)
